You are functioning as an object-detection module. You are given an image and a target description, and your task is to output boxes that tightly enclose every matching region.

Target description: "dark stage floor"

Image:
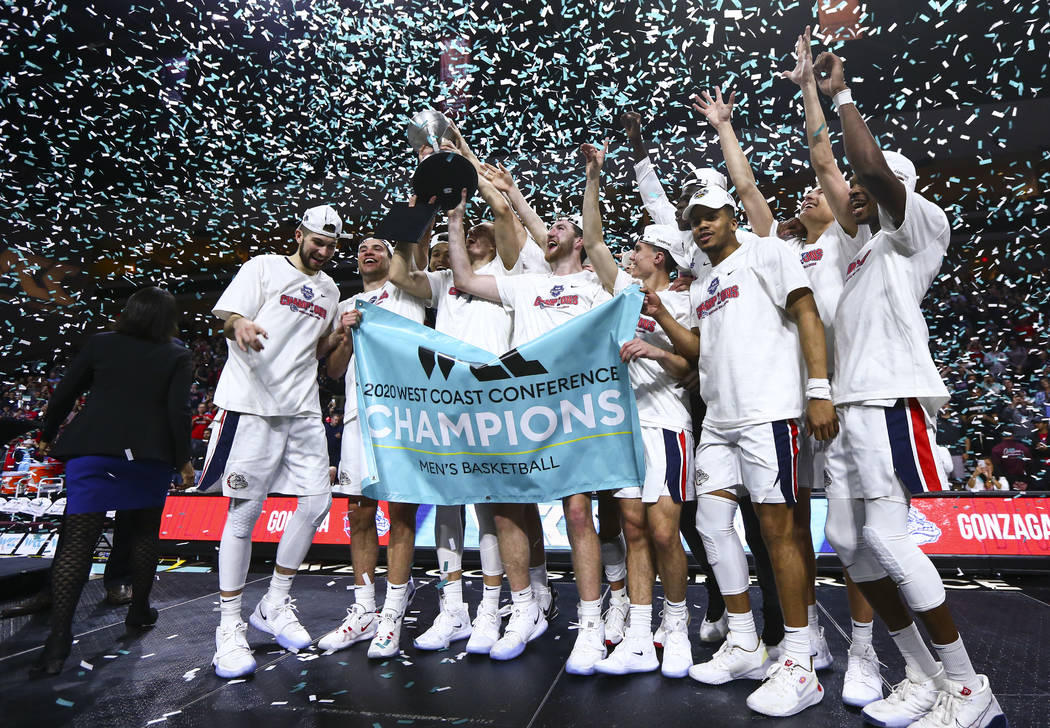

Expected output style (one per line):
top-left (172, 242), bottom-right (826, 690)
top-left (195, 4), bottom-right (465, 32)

top-left (1, 568), bottom-right (1047, 728)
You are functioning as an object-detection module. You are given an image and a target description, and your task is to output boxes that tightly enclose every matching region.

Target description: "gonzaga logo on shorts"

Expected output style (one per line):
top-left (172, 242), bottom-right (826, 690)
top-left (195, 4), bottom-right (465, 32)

top-left (350, 289), bottom-right (647, 506)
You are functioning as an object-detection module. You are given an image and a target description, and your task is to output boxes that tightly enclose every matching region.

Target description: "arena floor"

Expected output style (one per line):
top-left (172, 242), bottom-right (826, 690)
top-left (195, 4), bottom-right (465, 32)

top-left (2, 568), bottom-right (1047, 728)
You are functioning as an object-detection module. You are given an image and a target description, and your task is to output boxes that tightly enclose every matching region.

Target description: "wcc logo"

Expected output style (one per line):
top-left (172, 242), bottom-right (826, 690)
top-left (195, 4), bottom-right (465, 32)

top-left (300, 284), bottom-right (314, 301)
top-left (550, 285), bottom-right (564, 297)
top-left (707, 277), bottom-right (719, 295)
top-left (418, 346), bottom-right (548, 382)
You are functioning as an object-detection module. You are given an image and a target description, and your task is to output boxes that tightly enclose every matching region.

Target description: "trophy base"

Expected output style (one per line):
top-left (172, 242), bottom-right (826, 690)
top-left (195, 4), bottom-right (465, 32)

top-left (412, 152), bottom-right (478, 211)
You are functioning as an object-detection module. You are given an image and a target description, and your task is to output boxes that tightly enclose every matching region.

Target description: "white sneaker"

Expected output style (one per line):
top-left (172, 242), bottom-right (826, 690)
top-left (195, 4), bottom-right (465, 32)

top-left (465, 605), bottom-right (502, 655)
top-left (746, 656), bottom-right (824, 717)
top-left (699, 612), bottom-right (728, 643)
top-left (413, 603), bottom-right (471, 650)
top-left (688, 633), bottom-right (770, 685)
top-left (490, 600), bottom-right (547, 661)
top-left (212, 622), bottom-right (256, 678)
top-left (367, 609), bottom-right (403, 659)
top-left (594, 632), bottom-right (658, 675)
top-left (318, 603), bottom-right (378, 652)
top-left (862, 665), bottom-right (943, 728)
top-left (660, 623), bottom-right (693, 678)
top-left (249, 595), bottom-right (312, 650)
top-left (566, 619), bottom-right (607, 675)
top-left (842, 641), bottom-right (884, 707)
top-left (602, 597), bottom-right (628, 647)
top-left (811, 625), bottom-right (833, 671)
top-left (908, 675), bottom-right (1007, 728)
top-left (652, 609), bottom-right (667, 648)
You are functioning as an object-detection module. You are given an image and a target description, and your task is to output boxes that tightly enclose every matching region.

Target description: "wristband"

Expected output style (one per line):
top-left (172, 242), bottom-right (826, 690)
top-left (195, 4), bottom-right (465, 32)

top-left (832, 88), bottom-right (854, 113)
top-left (806, 378), bottom-right (832, 401)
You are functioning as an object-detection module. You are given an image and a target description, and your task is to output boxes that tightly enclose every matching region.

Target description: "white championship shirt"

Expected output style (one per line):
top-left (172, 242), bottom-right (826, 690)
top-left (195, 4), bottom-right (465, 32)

top-left (338, 280), bottom-right (427, 416)
top-left (616, 279), bottom-right (692, 431)
top-left (688, 236), bottom-right (812, 428)
top-left (517, 237), bottom-right (554, 274)
top-left (427, 255), bottom-right (520, 356)
top-left (496, 269), bottom-right (613, 348)
top-left (213, 254), bottom-right (339, 418)
top-left (832, 190), bottom-right (951, 410)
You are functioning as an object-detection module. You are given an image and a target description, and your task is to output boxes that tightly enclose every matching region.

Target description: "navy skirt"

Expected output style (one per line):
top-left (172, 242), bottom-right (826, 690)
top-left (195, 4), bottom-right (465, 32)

top-left (65, 456), bottom-right (175, 514)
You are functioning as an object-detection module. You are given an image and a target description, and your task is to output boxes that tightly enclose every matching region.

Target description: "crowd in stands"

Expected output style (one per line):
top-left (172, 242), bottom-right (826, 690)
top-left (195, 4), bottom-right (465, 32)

top-left (4, 264), bottom-right (1047, 490)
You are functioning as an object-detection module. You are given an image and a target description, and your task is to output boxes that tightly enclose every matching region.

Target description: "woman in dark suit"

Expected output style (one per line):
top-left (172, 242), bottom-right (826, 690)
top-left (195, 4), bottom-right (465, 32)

top-left (33, 286), bottom-right (195, 675)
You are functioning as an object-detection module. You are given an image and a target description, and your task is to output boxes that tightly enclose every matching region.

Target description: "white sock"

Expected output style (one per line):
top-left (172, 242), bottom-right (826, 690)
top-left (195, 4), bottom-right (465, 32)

top-left (265, 569), bottom-right (294, 602)
top-left (627, 603), bottom-right (652, 637)
top-left (529, 565), bottom-right (548, 593)
top-left (482, 583), bottom-right (501, 611)
top-left (890, 622), bottom-right (940, 681)
top-left (384, 581), bottom-right (409, 616)
top-left (609, 586), bottom-right (627, 605)
top-left (578, 598), bottom-right (602, 624)
top-left (220, 594), bottom-right (242, 628)
top-left (511, 585), bottom-right (533, 606)
top-left (851, 619), bottom-right (874, 648)
top-left (783, 625), bottom-right (810, 666)
top-left (355, 581), bottom-right (376, 612)
top-left (664, 597), bottom-right (688, 629)
top-left (933, 636), bottom-right (979, 691)
top-left (807, 603), bottom-right (819, 630)
top-left (442, 576), bottom-right (464, 609)
top-left (726, 611), bottom-right (759, 651)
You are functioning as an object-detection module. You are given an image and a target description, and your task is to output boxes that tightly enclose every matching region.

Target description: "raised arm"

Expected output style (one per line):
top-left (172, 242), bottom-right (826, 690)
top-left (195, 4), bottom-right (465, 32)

top-left (448, 191), bottom-right (501, 302)
top-left (390, 241), bottom-right (434, 300)
top-left (782, 29), bottom-right (856, 236)
top-left (814, 52), bottom-right (907, 226)
top-left (325, 308), bottom-right (359, 379)
top-left (785, 288), bottom-right (837, 441)
top-left (691, 88), bottom-right (774, 237)
top-left (579, 141), bottom-right (620, 292)
top-left (643, 292), bottom-right (699, 362)
top-left (621, 112), bottom-right (679, 227)
top-left (482, 161), bottom-right (549, 254)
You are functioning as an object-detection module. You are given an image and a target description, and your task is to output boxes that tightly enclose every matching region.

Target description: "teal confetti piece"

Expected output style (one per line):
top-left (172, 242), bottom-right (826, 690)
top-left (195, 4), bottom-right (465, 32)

top-left (56, 699), bottom-right (74, 707)
top-left (812, 122), bottom-right (826, 139)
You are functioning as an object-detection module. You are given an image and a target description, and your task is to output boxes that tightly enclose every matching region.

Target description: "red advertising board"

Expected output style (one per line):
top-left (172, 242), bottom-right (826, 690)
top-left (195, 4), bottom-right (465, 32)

top-left (909, 495), bottom-right (1050, 558)
top-left (159, 495), bottom-right (392, 546)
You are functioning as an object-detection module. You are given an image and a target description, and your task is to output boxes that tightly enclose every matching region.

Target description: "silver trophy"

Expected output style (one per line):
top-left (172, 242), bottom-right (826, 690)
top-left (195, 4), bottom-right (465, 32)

top-left (407, 109), bottom-right (478, 211)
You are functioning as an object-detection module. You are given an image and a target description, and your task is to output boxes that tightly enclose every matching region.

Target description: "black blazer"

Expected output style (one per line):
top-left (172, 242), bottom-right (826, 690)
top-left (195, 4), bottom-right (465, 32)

top-left (42, 332), bottom-right (193, 467)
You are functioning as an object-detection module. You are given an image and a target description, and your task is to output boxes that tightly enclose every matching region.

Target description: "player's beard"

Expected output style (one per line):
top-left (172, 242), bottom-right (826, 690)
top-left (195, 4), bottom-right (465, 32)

top-left (298, 242), bottom-right (323, 271)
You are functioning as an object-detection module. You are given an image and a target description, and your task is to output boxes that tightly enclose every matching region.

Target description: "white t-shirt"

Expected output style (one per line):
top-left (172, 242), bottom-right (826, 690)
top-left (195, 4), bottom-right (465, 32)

top-left (832, 191), bottom-right (950, 410)
top-left (212, 255), bottom-right (339, 418)
top-left (338, 280), bottom-right (427, 416)
top-left (687, 237), bottom-right (812, 428)
top-left (427, 255), bottom-right (520, 355)
top-left (771, 221), bottom-right (869, 374)
top-left (496, 269), bottom-right (613, 348)
top-left (617, 280), bottom-right (692, 431)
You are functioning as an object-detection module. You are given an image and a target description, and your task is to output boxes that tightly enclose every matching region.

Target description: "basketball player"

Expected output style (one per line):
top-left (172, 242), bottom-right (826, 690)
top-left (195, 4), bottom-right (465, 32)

top-left (203, 205), bottom-right (343, 678)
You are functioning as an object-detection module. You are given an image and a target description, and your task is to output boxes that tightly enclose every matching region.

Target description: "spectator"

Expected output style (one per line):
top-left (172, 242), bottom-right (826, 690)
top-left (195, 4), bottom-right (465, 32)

top-left (989, 427), bottom-right (1033, 490)
top-left (965, 458), bottom-right (1009, 492)
top-left (190, 402), bottom-right (214, 468)
top-left (325, 410), bottom-right (344, 469)
top-left (1031, 419), bottom-right (1050, 491)
top-left (1033, 378), bottom-right (1050, 418)
top-left (1006, 337), bottom-right (1028, 370)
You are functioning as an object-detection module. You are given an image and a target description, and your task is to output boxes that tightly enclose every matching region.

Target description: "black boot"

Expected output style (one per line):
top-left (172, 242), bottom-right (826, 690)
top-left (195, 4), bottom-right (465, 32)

top-left (1, 589), bottom-right (53, 618)
top-left (125, 605), bottom-right (158, 629)
top-left (29, 631), bottom-right (71, 676)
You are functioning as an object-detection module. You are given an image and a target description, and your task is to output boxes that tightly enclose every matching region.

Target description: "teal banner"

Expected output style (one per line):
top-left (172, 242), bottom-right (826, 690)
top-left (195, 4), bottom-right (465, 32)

top-left (352, 286), bottom-right (646, 505)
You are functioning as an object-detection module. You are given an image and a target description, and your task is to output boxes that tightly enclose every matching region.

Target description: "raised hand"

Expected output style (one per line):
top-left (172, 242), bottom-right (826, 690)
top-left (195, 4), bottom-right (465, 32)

top-left (621, 111), bottom-right (642, 141)
top-left (579, 141), bottom-right (609, 175)
top-left (481, 162), bottom-right (515, 193)
top-left (813, 51), bottom-right (847, 97)
top-left (690, 88), bottom-right (736, 128)
top-left (641, 290), bottom-right (668, 318)
top-left (781, 28), bottom-right (815, 87)
top-left (448, 188), bottom-right (469, 222)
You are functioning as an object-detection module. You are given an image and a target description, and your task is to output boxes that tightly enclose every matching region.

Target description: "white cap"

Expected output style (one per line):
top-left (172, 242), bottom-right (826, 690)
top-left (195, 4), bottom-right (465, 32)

top-left (429, 232), bottom-right (449, 250)
top-left (638, 224), bottom-right (693, 269)
top-left (556, 214), bottom-right (584, 232)
top-left (683, 184), bottom-right (737, 220)
top-left (682, 167), bottom-right (728, 191)
top-left (882, 151), bottom-right (917, 192)
top-left (301, 204), bottom-right (343, 238)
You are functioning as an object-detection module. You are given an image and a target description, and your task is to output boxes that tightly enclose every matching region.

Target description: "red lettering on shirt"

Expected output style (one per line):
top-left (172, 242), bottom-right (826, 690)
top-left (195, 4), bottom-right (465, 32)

top-left (532, 294), bottom-right (580, 309)
top-left (695, 285), bottom-right (740, 319)
top-left (279, 294), bottom-right (329, 320)
top-left (845, 250), bottom-right (872, 281)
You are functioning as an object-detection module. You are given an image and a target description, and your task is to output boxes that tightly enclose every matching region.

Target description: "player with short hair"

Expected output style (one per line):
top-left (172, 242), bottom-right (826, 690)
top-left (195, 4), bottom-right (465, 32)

top-left (576, 141), bottom-right (698, 679)
top-left (315, 235), bottom-right (429, 659)
top-left (646, 179), bottom-right (837, 716)
top-left (812, 49), bottom-right (1006, 728)
top-left (203, 205), bottom-right (343, 679)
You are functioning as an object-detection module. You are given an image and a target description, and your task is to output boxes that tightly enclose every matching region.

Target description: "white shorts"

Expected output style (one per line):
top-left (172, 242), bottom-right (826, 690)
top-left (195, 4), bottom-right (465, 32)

top-left (836, 398), bottom-right (947, 501)
top-left (822, 429), bottom-right (860, 499)
top-left (615, 426), bottom-right (695, 503)
top-left (797, 432), bottom-right (822, 492)
top-left (694, 419), bottom-right (801, 505)
top-left (198, 410), bottom-right (330, 498)
top-left (333, 412), bottom-right (367, 497)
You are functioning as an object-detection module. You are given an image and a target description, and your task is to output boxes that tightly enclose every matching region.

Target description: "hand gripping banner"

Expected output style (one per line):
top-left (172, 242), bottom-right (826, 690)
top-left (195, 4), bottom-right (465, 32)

top-left (352, 286), bottom-right (646, 505)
